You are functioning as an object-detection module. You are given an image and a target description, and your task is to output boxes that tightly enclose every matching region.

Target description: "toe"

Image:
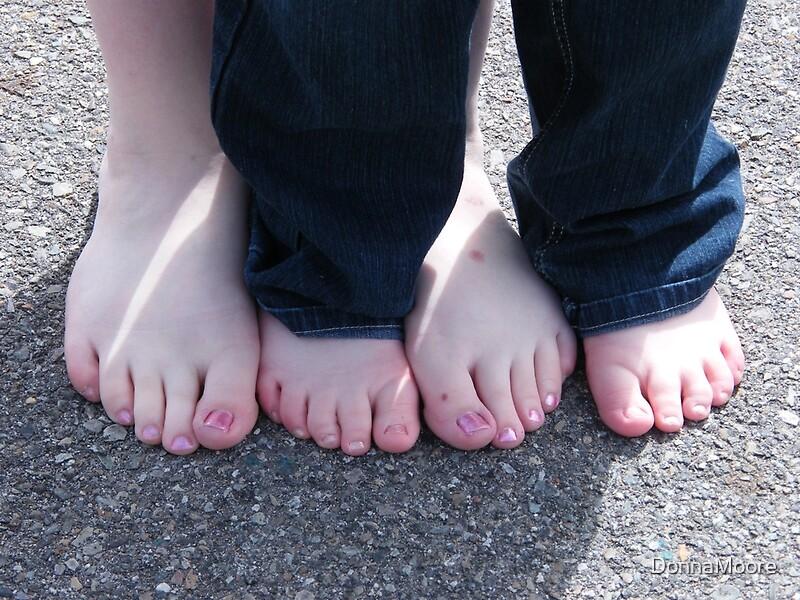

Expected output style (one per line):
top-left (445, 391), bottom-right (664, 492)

top-left (64, 338), bottom-right (101, 403)
top-left (534, 343), bottom-right (566, 415)
top-left (510, 356), bottom-right (545, 432)
top-left (679, 370), bottom-right (714, 422)
top-left (278, 385), bottom-right (311, 440)
top-left (556, 328), bottom-right (579, 379)
top-left (256, 371), bottom-right (283, 424)
top-left (306, 395), bottom-right (342, 450)
top-left (99, 361), bottom-right (135, 426)
top-left (336, 394), bottom-right (373, 456)
top-left (131, 374), bottom-right (166, 445)
top-left (473, 361), bottom-right (524, 449)
top-left (194, 356), bottom-right (258, 451)
top-left (645, 372), bottom-right (685, 432)
top-left (419, 360), bottom-right (496, 450)
top-left (587, 364), bottom-right (655, 437)
top-left (704, 353), bottom-right (735, 408)
top-left (721, 337), bottom-right (745, 386)
top-left (162, 385), bottom-right (199, 455)
top-left (372, 374), bottom-right (420, 454)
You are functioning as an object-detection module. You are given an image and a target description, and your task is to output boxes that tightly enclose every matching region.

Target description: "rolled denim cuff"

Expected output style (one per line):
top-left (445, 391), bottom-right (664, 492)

top-left (565, 266), bottom-right (722, 337)
top-left (259, 301), bottom-right (404, 340)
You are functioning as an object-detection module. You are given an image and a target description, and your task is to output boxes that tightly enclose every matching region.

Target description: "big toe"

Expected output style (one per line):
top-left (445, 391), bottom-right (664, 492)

top-left (588, 366), bottom-right (655, 437)
top-left (193, 354), bottom-right (259, 451)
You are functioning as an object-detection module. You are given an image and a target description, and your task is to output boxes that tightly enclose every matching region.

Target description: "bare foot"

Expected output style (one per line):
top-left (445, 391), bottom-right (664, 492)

top-left (256, 311), bottom-right (420, 455)
top-left (584, 288), bottom-right (745, 436)
top-left (64, 146), bottom-right (260, 454)
top-left (405, 157), bottom-right (577, 450)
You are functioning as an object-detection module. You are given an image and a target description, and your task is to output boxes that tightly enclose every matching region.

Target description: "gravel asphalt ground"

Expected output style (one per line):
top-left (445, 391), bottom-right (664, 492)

top-left (1, 1), bottom-right (798, 598)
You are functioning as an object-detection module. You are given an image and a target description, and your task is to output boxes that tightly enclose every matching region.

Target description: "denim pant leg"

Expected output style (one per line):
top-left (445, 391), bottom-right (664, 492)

top-left (211, 1), bottom-right (478, 339)
top-left (508, 0), bottom-right (747, 336)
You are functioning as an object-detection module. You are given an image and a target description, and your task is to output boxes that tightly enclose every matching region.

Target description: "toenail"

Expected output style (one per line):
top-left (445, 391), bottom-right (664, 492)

top-left (117, 409), bottom-right (133, 426)
top-left (142, 425), bottom-right (160, 441)
top-left (693, 405), bottom-right (709, 418)
top-left (82, 386), bottom-right (97, 402)
top-left (384, 424), bottom-right (408, 436)
top-left (204, 410), bottom-right (233, 432)
top-left (292, 428), bottom-right (308, 439)
top-left (497, 427), bottom-right (518, 443)
top-left (528, 409), bottom-right (544, 427)
top-left (171, 436), bottom-right (195, 452)
top-left (268, 411), bottom-right (279, 422)
top-left (348, 441), bottom-right (366, 452)
top-left (321, 434), bottom-right (339, 447)
top-left (457, 412), bottom-right (491, 435)
top-left (717, 392), bottom-right (730, 404)
top-left (543, 394), bottom-right (560, 411)
top-left (662, 416), bottom-right (681, 427)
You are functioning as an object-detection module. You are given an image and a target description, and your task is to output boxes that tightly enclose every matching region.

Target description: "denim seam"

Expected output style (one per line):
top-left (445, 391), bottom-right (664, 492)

top-left (298, 325), bottom-right (402, 336)
top-left (521, 0), bottom-right (574, 174)
top-left (578, 289), bottom-right (709, 334)
top-left (521, 0), bottom-right (572, 284)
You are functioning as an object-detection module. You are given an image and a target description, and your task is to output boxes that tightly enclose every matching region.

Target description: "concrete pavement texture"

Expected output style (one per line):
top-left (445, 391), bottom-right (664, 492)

top-left (1, 1), bottom-right (798, 598)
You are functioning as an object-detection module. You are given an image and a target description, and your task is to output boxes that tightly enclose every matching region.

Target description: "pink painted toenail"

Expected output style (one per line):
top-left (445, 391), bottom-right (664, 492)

top-left (142, 425), bottom-right (160, 441)
top-left (171, 436), bottom-right (194, 452)
top-left (348, 441), bottom-right (366, 452)
top-left (117, 409), bottom-right (133, 426)
top-left (204, 410), bottom-right (233, 432)
top-left (384, 424), bottom-right (408, 435)
top-left (457, 412), bottom-right (490, 435)
top-left (543, 394), bottom-right (560, 411)
top-left (497, 427), bottom-right (518, 443)
top-left (528, 410), bottom-right (544, 427)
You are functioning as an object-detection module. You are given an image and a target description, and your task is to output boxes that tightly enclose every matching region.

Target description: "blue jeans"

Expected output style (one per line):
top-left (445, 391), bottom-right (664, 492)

top-left (211, 0), bottom-right (746, 339)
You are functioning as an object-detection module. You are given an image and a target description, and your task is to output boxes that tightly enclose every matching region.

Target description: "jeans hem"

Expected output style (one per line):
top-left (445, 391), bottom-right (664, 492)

top-left (258, 301), bottom-right (405, 340)
top-left (566, 266), bottom-right (722, 337)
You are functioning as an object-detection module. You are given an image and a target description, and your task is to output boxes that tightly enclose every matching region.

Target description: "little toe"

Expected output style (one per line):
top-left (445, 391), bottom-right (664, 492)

top-left (64, 340), bottom-right (101, 403)
top-left (278, 386), bottom-right (311, 440)
top-left (534, 344), bottom-right (567, 415)
top-left (98, 362), bottom-right (135, 426)
top-left (256, 372), bottom-right (283, 424)
top-left (588, 365), bottom-right (655, 437)
top-left (720, 337), bottom-right (746, 386)
top-left (511, 357), bottom-right (545, 432)
top-left (372, 375), bottom-right (421, 454)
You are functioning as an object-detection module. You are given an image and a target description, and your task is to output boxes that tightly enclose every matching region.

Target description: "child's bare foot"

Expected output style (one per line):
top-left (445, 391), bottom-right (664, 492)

top-left (65, 146), bottom-right (260, 455)
top-left (256, 312), bottom-right (420, 455)
top-left (405, 157), bottom-right (577, 450)
top-left (584, 288), bottom-right (745, 436)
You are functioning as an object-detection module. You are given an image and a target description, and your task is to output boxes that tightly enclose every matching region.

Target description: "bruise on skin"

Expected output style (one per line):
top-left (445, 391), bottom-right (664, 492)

top-left (468, 249), bottom-right (485, 263)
